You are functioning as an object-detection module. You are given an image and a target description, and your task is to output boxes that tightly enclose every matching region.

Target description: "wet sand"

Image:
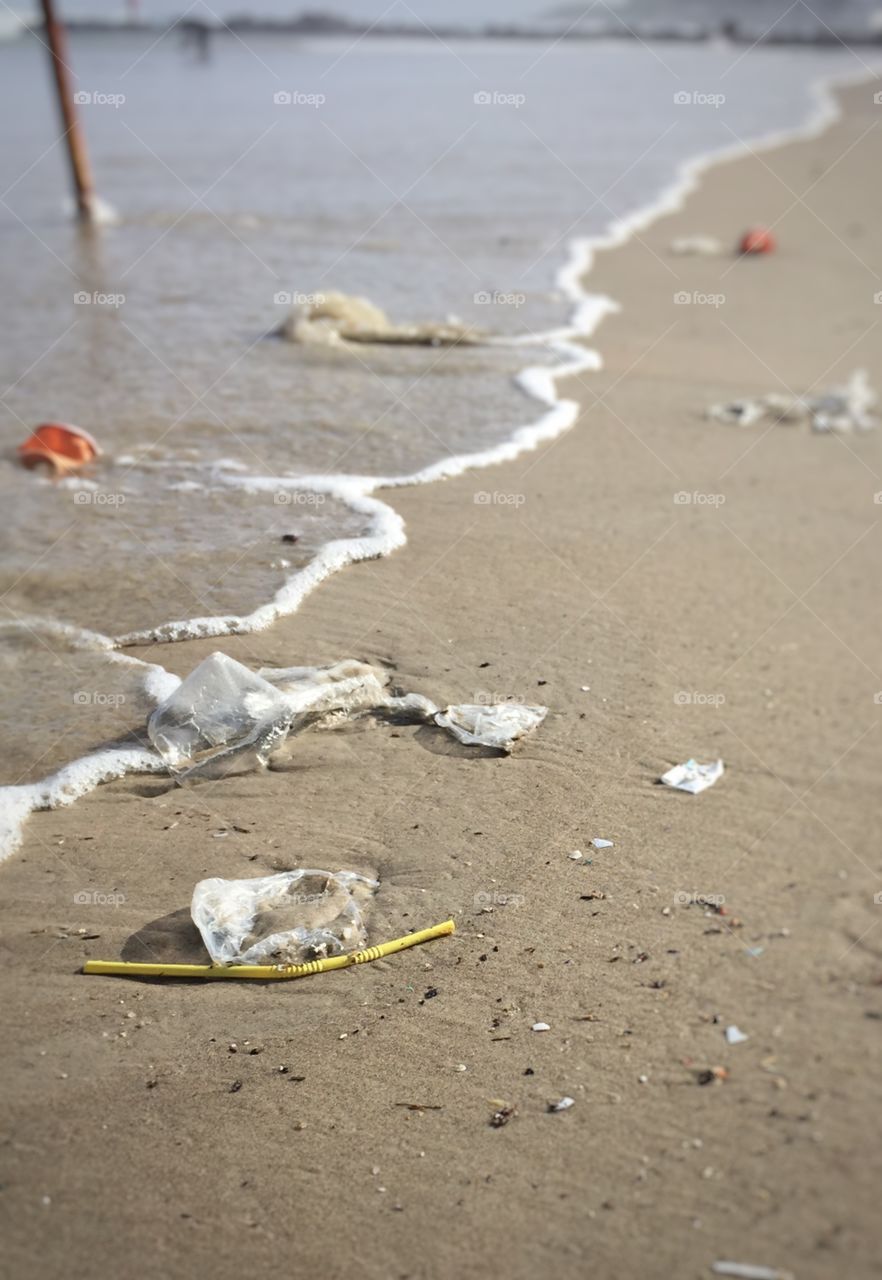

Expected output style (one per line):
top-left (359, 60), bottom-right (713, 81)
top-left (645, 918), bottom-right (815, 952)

top-left (1, 79), bottom-right (881, 1280)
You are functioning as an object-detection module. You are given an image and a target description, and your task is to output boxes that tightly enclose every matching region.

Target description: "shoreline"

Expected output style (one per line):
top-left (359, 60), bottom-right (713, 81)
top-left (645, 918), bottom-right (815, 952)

top-left (1, 65), bottom-right (876, 861)
top-left (2, 74), bottom-right (882, 1280)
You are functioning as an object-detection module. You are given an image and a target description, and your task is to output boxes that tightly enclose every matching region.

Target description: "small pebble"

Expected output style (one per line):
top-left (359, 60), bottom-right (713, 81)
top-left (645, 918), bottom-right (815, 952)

top-left (532, 1022), bottom-right (551, 1032)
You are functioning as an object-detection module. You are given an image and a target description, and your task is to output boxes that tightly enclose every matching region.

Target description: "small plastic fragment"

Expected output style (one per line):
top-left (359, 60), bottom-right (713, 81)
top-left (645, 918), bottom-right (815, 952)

top-left (712, 1264), bottom-right (793, 1280)
top-left (548, 1096), bottom-right (575, 1112)
top-left (725, 1025), bottom-right (749, 1045)
top-left (532, 1022), bottom-right (550, 1032)
top-left (709, 370), bottom-right (876, 433)
top-left (434, 703), bottom-right (547, 751)
top-left (191, 868), bottom-right (378, 965)
top-left (670, 234), bottom-right (723, 256)
top-left (660, 759), bottom-right (724, 794)
top-left (381, 692), bottom-right (440, 722)
top-left (591, 838), bottom-right (614, 849)
top-left (738, 227), bottom-right (776, 255)
top-left (707, 399), bottom-right (767, 427)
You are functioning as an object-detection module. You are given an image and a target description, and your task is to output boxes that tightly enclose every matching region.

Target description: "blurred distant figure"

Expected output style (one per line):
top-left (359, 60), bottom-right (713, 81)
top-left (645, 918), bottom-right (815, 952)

top-left (180, 18), bottom-right (212, 61)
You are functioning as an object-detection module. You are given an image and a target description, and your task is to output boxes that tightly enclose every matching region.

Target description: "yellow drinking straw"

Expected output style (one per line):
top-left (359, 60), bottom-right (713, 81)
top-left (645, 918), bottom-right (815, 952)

top-left (82, 918), bottom-right (455, 981)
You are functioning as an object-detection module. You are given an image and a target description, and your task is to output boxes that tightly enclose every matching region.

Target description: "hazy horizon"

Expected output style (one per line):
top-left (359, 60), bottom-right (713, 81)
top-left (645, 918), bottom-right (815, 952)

top-left (7, 0), bottom-right (882, 32)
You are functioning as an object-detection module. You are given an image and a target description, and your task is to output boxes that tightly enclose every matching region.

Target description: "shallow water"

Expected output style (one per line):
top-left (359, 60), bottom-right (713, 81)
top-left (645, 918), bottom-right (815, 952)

top-left (0, 29), bottom-right (864, 792)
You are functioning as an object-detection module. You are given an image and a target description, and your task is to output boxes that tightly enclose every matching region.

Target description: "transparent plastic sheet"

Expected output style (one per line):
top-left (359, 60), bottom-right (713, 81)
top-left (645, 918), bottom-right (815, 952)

top-left (147, 653), bottom-right (390, 780)
top-left (434, 703), bottom-right (548, 751)
top-left (708, 369), bottom-right (877, 433)
top-left (279, 290), bottom-right (482, 348)
top-left (147, 651), bottom-right (547, 781)
top-left (191, 868), bottom-right (378, 965)
top-left (380, 694), bottom-right (548, 749)
top-left (260, 659), bottom-right (390, 730)
top-left (660, 758), bottom-right (724, 794)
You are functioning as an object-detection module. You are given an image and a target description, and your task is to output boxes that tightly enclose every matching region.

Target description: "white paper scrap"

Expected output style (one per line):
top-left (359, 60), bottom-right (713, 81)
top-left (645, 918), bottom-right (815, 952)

top-left (660, 759), bottom-right (724, 794)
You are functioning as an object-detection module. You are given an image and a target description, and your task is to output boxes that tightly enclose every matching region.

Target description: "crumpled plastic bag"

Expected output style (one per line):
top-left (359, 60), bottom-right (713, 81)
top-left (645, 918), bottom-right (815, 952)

top-left (148, 652), bottom-right (390, 780)
top-left (355, 690), bottom-right (548, 752)
top-left (660, 758), bottom-right (724, 794)
top-left (279, 290), bottom-right (480, 348)
top-left (260, 659), bottom-right (390, 730)
top-left (709, 369), bottom-right (876, 433)
top-left (434, 703), bottom-right (547, 752)
top-left (191, 868), bottom-right (378, 965)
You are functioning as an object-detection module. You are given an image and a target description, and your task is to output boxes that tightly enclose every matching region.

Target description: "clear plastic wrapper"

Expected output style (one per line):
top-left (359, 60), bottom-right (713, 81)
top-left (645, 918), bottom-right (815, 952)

top-left (660, 758), bottom-right (724, 794)
top-left (148, 653), bottom-right (391, 780)
top-left (191, 868), bottom-right (378, 965)
top-left (434, 702), bottom-right (547, 751)
top-left (709, 369), bottom-right (876, 433)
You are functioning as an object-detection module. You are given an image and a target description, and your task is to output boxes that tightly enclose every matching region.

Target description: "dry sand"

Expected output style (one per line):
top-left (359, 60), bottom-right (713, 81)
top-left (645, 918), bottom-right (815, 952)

top-left (2, 80), bottom-right (882, 1280)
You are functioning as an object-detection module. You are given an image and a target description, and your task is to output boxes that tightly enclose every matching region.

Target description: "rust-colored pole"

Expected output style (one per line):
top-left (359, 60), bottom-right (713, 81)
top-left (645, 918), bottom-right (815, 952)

top-left (39, 0), bottom-right (96, 222)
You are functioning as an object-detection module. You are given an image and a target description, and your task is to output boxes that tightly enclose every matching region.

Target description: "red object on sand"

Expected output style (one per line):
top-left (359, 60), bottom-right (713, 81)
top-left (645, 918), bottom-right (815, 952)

top-left (739, 227), bottom-right (776, 255)
top-left (17, 422), bottom-right (99, 475)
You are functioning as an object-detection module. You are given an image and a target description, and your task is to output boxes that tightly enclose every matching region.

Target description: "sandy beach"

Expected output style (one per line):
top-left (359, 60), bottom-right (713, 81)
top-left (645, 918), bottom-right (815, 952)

top-left (2, 76), bottom-right (881, 1280)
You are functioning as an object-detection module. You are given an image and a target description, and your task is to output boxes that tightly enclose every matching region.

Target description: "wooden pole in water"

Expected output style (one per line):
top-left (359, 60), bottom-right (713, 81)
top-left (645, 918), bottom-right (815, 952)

top-left (39, 0), bottom-right (96, 223)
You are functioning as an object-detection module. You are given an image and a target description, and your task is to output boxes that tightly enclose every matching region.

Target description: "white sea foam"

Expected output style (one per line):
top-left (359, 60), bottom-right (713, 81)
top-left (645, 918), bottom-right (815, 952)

top-left (0, 747), bottom-right (166, 861)
top-left (0, 68), bottom-right (871, 862)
